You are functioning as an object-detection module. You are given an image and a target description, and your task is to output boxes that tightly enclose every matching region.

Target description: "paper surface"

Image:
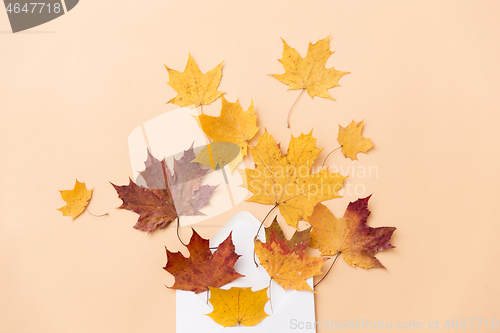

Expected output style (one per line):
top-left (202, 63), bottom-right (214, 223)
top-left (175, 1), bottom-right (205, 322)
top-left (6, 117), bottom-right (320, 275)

top-left (127, 107), bottom-right (248, 226)
top-left (176, 211), bottom-right (317, 332)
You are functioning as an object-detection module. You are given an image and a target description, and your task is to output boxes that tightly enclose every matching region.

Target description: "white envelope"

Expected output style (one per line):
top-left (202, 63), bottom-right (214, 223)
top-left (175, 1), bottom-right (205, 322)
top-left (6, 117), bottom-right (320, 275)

top-left (127, 107), bottom-right (248, 227)
top-left (175, 211), bottom-right (317, 332)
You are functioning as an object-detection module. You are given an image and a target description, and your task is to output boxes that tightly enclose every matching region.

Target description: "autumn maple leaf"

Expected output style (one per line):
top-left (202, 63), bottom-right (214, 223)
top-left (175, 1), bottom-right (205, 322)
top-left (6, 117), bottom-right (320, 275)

top-left (337, 120), bottom-right (374, 161)
top-left (165, 54), bottom-right (224, 107)
top-left (111, 145), bottom-right (217, 233)
top-left (272, 36), bottom-right (349, 99)
top-left (254, 218), bottom-right (327, 292)
top-left (162, 145), bottom-right (218, 216)
top-left (195, 96), bottom-right (259, 157)
top-left (57, 180), bottom-right (93, 220)
top-left (239, 130), bottom-right (346, 228)
top-left (164, 230), bottom-right (244, 293)
top-left (308, 196), bottom-right (396, 269)
top-left (271, 36), bottom-right (349, 127)
top-left (207, 287), bottom-right (269, 327)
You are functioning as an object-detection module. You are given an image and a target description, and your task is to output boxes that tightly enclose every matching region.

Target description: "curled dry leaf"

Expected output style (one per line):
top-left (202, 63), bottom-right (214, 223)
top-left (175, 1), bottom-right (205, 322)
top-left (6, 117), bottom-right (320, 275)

top-left (57, 180), bottom-right (93, 220)
top-left (164, 230), bottom-right (244, 294)
top-left (207, 287), bottom-right (269, 327)
top-left (337, 120), bottom-right (374, 161)
top-left (239, 130), bottom-right (346, 228)
top-left (165, 53), bottom-right (224, 107)
top-left (254, 218), bottom-right (327, 292)
top-left (308, 196), bottom-right (396, 269)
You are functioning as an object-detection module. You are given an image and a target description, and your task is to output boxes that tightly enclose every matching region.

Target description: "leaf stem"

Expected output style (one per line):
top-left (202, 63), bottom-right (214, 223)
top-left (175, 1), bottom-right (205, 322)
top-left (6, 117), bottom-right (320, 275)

top-left (176, 216), bottom-right (188, 247)
top-left (253, 204), bottom-right (279, 267)
top-left (268, 277), bottom-right (273, 314)
top-left (321, 146), bottom-right (342, 167)
top-left (314, 252), bottom-right (340, 288)
top-left (287, 89), bottom-right (305, 128)
top-left (86, 209), bottom-right (108, 218)
top-left (255, 204), bottom-right (279, 241)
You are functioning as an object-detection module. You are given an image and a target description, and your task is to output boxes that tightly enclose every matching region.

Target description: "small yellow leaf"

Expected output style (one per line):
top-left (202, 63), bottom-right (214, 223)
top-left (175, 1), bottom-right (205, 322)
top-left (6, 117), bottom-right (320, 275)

top-left (165, 54), bottom-right (224, 107)
top-left (57, 180), bottom-right (93, 220)
top-left (195, 96), bottom-right (259, 157)
top-left (271, 36), bottom-right (349, 99)
top-left (207, 287), bottom-right (269, 327)
top-left (337, 120), bottom-right (374, 160)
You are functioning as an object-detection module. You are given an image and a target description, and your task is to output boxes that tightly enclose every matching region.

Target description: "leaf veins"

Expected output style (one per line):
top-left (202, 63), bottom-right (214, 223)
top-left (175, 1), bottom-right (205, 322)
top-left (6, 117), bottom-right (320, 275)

top-left (164, 230), bottom-right (244, 293)
top-left (111, 145), bottom-right (217, 233)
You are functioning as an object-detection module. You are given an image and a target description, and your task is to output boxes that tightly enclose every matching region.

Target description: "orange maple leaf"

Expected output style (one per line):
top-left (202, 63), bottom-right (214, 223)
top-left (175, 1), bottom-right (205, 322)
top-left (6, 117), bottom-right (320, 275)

top-left (254, 218), bottom-right (327, 291)
top-left (308, 196), bottom-right (396, 269)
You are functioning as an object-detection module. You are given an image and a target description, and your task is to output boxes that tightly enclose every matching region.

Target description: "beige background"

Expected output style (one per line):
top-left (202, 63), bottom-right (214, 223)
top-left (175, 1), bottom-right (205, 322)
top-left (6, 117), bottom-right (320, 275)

top-left (1, 1), bottom-right (500, 332)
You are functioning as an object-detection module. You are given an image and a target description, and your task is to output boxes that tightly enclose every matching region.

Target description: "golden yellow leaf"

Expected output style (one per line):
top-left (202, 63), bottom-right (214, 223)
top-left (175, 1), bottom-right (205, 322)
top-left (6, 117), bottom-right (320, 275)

top-left (194, 96), bottom-right (259, 157)
top-left (57, 180), bottom-right (93, 220)
top-left (271, 36), bottom-right (349, 99)
top-left (308, 197), bottom-right (396, 269)
top-left (255, 218), bottom-right (327, 292)
top-left (239, 130), bottom-right (346, 228)
top-left (337, 120), bottom-right (374, 161)
top-left (207, 287), bottom-right (269, 327)
top-left (165, 54), bottom-right (224, 107)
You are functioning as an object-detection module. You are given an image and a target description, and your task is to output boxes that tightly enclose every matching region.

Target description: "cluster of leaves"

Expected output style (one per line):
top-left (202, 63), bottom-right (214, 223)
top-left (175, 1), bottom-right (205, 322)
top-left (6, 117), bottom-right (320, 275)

top-left (56, 36), bottom-right (396, 328)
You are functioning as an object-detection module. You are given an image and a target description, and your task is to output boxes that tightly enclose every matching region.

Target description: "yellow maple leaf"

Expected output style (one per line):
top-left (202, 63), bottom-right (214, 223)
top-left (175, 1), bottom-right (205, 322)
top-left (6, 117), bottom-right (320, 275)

top-left (57, 180), bottom-right (93, 220)
top-left (165, 54), bottom-right (224, 107)
top-left (194, 96), bottom-right (259, 157)
top-left (207, 287), bottom-right (269, 327)
top-left (337, 120), bottom-right (374, 160)
top-left (239, 130), bottom-right (346, 228)
top-left (271, 36), bottom-right (349, 99)
top-left (255, 218), bottom-right (327, 292)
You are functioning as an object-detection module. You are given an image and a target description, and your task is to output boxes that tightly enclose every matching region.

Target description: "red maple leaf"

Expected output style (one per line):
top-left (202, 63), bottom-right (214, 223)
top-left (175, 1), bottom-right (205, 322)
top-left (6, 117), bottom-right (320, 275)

top-left (111, 145), bottom-right (217, 233)
top-left (164, 229), bottom-right (244, 293)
